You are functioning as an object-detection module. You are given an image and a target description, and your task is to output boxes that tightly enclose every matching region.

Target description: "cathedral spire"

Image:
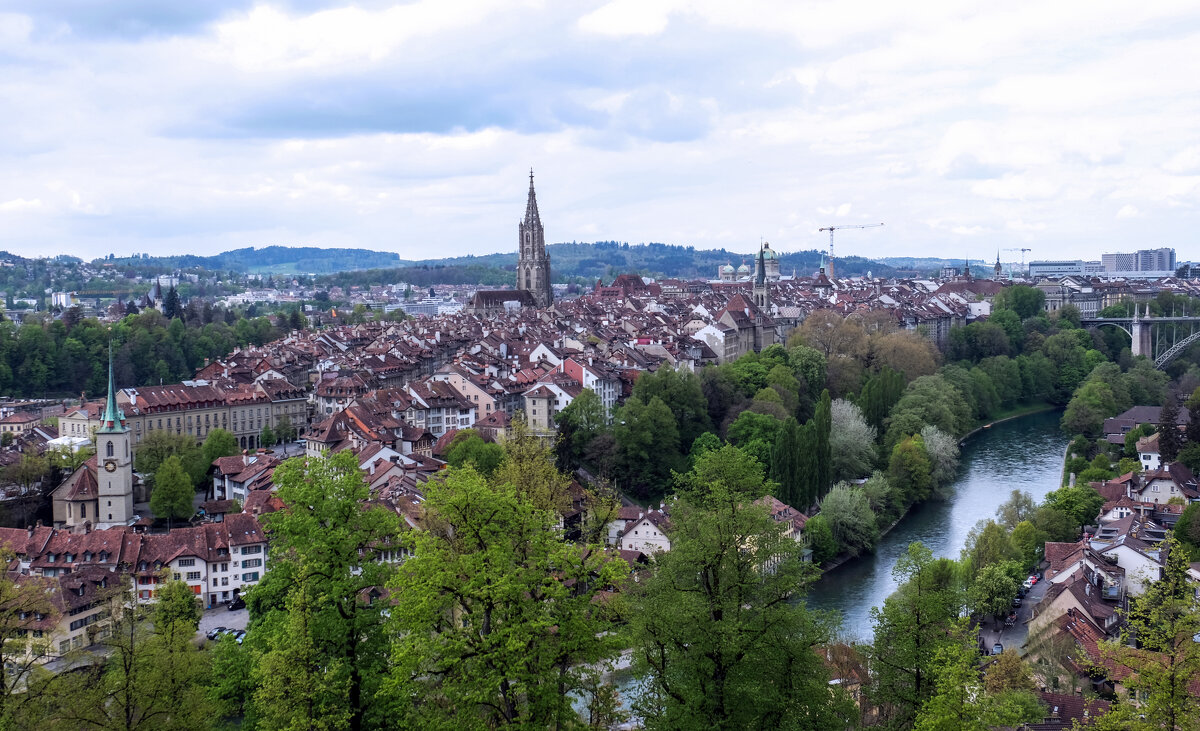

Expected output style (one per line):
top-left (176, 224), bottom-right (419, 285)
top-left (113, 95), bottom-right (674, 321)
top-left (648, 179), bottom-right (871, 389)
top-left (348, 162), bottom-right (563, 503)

top-left (524, 168), bottom-right (541, 227)
top-left (99, 344), bottom-right (126, 433)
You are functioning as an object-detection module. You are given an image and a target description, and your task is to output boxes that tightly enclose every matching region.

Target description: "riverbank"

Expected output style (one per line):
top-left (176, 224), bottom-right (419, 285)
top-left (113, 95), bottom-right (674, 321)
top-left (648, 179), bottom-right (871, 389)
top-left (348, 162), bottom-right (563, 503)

top-left (807, 409), bottom-right (1068, 640)
top-left (815, 402), bottom-right (1059, 575)
top-left (958, 401), bottom-right (1057, 443)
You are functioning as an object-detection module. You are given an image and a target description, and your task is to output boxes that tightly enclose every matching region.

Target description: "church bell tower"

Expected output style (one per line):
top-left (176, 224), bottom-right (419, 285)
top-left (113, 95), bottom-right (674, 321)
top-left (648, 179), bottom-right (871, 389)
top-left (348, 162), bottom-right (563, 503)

top-left (96, 350), bottom-right (134, 528)
top-left (518, 170), bottom-right (552, 308)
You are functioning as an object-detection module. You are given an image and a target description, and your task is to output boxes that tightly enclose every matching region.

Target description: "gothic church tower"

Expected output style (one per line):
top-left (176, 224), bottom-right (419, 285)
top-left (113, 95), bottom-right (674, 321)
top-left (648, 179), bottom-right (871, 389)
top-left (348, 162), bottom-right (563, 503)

top-left (518, 170), bottom-right (552, 308)
top-left (96, 351), bottom-right (134, 528)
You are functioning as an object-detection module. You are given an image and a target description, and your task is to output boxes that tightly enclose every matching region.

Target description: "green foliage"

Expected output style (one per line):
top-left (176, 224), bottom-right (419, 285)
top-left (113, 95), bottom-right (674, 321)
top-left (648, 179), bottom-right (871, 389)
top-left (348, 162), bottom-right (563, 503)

top-left (386, 466), bottom-right (624, 729)
top-left (252, 450), bottom-right (402, 731)
top-left (631, 366), bottom-right (711, 450)
top-left (201, 428), bottom-right (239, 466)
top-left (993, 284), bottom-right (1046, 320)
top-left (631, 446), bottom-right (856, 730)
top-left (830, 397), bottom-right (878, 482)
top-left (259, 423), bottom-right (275, 447)
top-left (770, 418), bottom-right (803, 508)
top-left (553, 388), bottom-right (607, 471)
top-left (1158, 393), bottom-right (1182, 462)
top-left (612, 396), bottom-right (684, 499)
top-left (889, 434), bottom-right (933, 506)
top-left (819, 484), bottom-right (879, 557)
top-left (726, 409), bottom-right (784, 468)
top-left (149, 455), bottom-right (195, 523)
top-left (1010, 520), bottom-right (1047, 568)
top-left (858, 365), bottom-right (906, 435)
top-left (804, 514), bottom-right (838, 565)
top-left (968, 562), bottom-right (1020, 617)
top-left (814, 389), bottom-right (833, 500)
top-left (1174, 501), bottom-right (1200, 561)
top-left (1094, 534), bottom-right (1200, 731)
top-left (444, 429), bottom-right (504, 477)
top-left (962, 520), bottom-right (1019, 578)
top-left (869, 542), bottom-right (965, 729)
top-left (136, 430), bottom-right (208, 487)
top-left (1042, 485), bottom-right (1105, 530)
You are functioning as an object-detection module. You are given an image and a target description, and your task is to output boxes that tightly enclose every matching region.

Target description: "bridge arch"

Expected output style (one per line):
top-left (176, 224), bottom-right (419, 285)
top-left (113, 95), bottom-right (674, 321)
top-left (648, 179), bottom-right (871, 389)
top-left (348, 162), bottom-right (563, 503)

top-left (1156, 330), bottom-right (1200, 369)
top-left (1090, 322), bottom-right (1133, 340)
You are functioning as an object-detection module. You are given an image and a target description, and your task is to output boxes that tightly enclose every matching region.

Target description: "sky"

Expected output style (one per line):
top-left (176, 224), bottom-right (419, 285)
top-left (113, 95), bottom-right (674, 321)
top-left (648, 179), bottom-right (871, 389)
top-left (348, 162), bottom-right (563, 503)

top-left (1, 1), bottom-right (1199, 264)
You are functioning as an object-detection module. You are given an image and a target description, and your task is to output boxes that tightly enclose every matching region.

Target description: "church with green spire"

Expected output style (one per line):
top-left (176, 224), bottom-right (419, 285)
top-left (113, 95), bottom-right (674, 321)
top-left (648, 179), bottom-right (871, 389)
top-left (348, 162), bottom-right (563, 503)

top-left (52, 351), bottom-right (136, 530)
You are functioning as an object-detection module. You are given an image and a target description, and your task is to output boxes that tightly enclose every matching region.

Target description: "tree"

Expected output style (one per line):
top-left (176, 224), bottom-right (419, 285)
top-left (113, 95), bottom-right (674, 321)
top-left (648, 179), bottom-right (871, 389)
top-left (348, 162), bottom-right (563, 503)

top-left (613, 396), bottom-right (684, 499)
top-left (1042, 486), bottom-right (1105, 531)
top-left (1158, 393), bottom-right (1182, 462)
top-left (984, 650), bottom-right (1036, 695)
top-left (919, 425), bottom-right (960, 489)
top-left (150, 455), bottom-right (195, 527)
top-left (554, 388), bottom-right (606, 471)
top-left (1094, 533), bottom-right (1200, 731)
top-left (859, 366), bottom-right (906, 435)
top-left (818, 484), bottom-right (878, 556)
top-left (631, 365), bottom-right (711, 451)
top-left (869, 542), bottom-right (964, 729)
top-left (1186, 387), bottom-right (1200, 445)
top-left (163, 285), bottom-right (182, 319)
top-left (993, 284), bottom-right (1045, 320)
top-left (1174, 501), bottom-right (1200, 561)
top-left (136, 430), bottom-right (208, 488)
top-left (889, 434), bottom-right (933, 506)
top-left (444, 430), bottom-right (504, 477)
top-left (804, 514), bottom-right (837, 565)
top-left (258, 424), bottom-right (275, 448)
top-left (253, 450), bottom-right (402, 731)
top-left (31, 576), bottom-right (215, 730)
top-left (770, 418), bottom-right (803, 507)
top-left (968, 562), bottom-right (1020, 618)
top-left (386, 466), bottom-right (625, 729)
top-left (0, 545), bottom-right (56, 726)
top-left (726, 409), bottom-right (784, 469)
top-left (871, 330), bottom-right (940, 382)
top-left (1010, 520), bottom-right (1047, 568)
top-left (914, 623), bottom-right (1042, 731)
top-left (963, 519), bottom-right (1019, 577)
top-left (274, 414), bottom-right (297, 443)
top-left (630, 445), bottom-right (856, 730)
top-left (494, 417), bottom-right (574, 515)
top-left (814, 389), bottom-right (833, 499)
top-left (995, 490), bottom-right (1037, 530)
top-left (831, 398), bottom-right (877, 482)
top-left (200, 428), bottom-right (238, 468)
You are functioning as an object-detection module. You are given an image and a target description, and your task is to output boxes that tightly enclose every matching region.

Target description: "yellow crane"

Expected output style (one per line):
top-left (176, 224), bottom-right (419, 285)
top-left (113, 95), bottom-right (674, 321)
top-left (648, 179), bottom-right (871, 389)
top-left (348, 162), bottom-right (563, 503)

top-left (817, 223), bottom-right (883, 279)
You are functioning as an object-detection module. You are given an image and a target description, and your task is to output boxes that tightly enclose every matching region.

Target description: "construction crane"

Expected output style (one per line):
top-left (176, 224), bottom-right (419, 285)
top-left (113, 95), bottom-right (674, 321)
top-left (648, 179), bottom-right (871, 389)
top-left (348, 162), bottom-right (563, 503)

top-left (817, 223), bottom-right (883, 279)
top-left (1003, 247), bottom-right (1032, 275)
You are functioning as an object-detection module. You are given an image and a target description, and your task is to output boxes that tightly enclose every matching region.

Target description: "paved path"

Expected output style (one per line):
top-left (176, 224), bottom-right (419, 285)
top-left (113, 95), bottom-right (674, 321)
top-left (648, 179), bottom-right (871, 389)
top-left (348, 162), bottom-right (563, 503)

top-left (978, 575), bottom-right (1050, 655)
top-left (198, 605), bottom-right (249, 641)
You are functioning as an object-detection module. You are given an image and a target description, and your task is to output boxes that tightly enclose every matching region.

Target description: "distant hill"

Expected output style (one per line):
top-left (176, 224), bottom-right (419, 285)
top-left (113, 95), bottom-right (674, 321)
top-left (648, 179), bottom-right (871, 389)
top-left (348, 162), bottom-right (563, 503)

top-left (97, 242), bottom-right (898, 281)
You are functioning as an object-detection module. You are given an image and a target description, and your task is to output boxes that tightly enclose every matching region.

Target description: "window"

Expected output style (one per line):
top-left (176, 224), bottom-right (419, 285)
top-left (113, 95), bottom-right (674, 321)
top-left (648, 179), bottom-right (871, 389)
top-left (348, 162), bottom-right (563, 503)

top-left (242, 545), bottom-right (262, 555)
top-left (242, 572), bottom-right (260, 582)
top-left (106, 441), bottom-right (114, 457)
top-left (59, 640), bottom-right (70, 655)
top-left (242, 558), bottom-right (262, 568)
top-left (177, 558), bottom-right (195, 567)
top-left (186, 571), bottom-right (201, 581)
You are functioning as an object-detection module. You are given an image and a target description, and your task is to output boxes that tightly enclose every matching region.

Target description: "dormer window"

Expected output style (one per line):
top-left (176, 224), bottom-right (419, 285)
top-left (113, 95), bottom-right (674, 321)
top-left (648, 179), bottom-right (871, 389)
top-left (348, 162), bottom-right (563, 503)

top-left (138, 561), bottom-right (148, 571)
top-left (47, 554), bottom-right (55, 563)
top-left (65, 553), bottom-right (74, 562)
top-left (83, 552), bottom-right (92, 562)
top-left (98, 551), bottom-right (108, 562)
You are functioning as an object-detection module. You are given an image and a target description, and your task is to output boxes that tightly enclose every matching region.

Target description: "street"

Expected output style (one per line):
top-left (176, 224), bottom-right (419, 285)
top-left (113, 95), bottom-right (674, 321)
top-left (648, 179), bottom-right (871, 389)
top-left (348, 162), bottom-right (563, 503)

top-left (978, 575), bottom-right (1050, 655)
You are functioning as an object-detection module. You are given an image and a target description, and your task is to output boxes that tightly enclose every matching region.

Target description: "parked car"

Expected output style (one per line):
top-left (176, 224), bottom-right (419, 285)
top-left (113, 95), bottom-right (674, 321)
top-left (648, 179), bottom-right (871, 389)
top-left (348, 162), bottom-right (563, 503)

top-left (228, 595), bottom-right (246, 611)
top-left (1012, 596), bottom-right (1023, 608)
top-left (1022, 576), bottom-right (1037, 589)
top-left (206, 627), bottom-right (227, 641)
top-left (234, 630), bottom-right (247, 645)
top-left (992, 643), bottom-right (1004, 655)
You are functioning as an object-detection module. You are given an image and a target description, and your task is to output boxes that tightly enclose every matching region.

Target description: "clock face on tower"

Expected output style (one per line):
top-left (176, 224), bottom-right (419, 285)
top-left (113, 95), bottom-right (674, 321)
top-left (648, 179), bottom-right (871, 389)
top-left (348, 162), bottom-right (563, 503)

top-left (104, 461), bottom-right (117, 473)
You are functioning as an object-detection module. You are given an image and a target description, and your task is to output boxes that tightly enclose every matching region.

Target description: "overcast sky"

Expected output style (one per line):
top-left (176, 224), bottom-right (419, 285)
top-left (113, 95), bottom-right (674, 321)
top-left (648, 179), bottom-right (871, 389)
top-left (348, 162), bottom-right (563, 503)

top-left (1, 1), bottom-right (1199, 263)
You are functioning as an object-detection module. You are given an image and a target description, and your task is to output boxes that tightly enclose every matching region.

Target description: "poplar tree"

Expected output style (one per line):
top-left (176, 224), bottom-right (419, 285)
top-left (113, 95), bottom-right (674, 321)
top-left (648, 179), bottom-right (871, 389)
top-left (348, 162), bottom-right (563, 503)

top-left (150, 455), bottom-right (195, 527)
top-left (814, 389), bottom-right (833, 500)
top-left (770, 417), bottom-right (802, 507)
top-left (1158, 393), bottom-right (1182, 462)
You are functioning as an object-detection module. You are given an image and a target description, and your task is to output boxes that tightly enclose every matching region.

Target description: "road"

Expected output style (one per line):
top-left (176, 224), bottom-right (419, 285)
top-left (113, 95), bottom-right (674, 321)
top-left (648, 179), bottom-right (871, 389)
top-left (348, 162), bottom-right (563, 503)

top-left (977, 575), bottom-right (1050, 655)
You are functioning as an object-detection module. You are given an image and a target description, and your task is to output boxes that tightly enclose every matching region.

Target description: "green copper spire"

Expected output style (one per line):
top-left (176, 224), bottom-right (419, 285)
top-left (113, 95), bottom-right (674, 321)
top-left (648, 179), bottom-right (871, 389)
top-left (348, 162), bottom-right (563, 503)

top-left (98, 344), bottom-right (126, 433)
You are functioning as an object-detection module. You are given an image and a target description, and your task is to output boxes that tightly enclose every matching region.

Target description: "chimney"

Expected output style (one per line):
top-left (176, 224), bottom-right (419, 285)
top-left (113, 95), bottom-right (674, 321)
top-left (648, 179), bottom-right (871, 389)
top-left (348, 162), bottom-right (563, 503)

top-left (1051, 706), bottom-right (1059, 719)
top-left (26, 526), bottom-right (32, 538)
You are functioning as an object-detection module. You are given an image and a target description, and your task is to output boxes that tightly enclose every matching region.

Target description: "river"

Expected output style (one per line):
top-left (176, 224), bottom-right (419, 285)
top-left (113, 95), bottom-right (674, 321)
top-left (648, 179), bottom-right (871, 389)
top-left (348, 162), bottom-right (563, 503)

top-left (806, 409), bottom-right (1067, 642)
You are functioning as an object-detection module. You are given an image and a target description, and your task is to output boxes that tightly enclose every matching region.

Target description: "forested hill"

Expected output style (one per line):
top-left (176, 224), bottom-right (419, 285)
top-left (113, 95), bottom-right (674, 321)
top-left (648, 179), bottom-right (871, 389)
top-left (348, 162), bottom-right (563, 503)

top-left (94, 242), bottom-right (902, 280)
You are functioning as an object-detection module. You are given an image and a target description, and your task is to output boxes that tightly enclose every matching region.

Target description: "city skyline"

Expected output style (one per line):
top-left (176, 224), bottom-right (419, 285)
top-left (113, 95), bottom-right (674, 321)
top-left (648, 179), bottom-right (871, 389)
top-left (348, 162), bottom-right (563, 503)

top-left (0, 2), bottom-right (1198, 261)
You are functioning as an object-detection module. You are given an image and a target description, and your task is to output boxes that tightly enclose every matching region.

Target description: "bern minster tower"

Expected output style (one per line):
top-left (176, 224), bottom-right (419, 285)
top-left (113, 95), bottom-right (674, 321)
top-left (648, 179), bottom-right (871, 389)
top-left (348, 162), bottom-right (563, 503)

top-left (518, 170), bottom-right (552, 308)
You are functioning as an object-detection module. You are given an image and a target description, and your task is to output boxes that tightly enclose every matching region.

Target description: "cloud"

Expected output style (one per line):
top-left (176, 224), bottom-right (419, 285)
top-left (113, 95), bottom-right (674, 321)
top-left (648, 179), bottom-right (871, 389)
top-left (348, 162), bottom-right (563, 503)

top-left (1, 1), bottom-right (1199, 260)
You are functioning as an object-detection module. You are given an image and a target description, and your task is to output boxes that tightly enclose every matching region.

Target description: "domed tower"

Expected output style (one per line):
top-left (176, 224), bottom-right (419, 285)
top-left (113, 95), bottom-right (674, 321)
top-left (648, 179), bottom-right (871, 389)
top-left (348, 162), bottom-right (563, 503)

top-left (737, 261), bottom-right (751, 280)
top-left (719, 262), bottom-right (736, 282)
top-left (756, 242), bottom-right (781, 281)
top-left (518, 170), bottom-right (552, 308)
